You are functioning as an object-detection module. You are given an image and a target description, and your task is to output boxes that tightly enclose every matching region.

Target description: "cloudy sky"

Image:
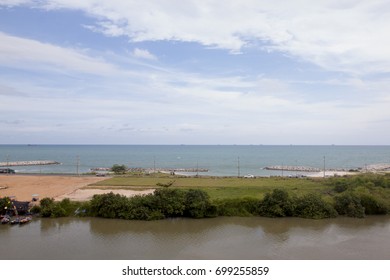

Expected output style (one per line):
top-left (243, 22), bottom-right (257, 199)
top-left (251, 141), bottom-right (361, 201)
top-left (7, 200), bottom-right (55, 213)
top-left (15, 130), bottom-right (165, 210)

top-left (1, 0), bottom-right (390, 144)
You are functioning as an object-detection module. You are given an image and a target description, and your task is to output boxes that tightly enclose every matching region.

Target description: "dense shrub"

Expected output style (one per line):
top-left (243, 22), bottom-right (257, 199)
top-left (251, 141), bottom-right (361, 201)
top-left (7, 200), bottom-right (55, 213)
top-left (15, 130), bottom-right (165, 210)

top-left (111, 164), bottom-right (127, 174)
top-left (334, 193), bottom-right (365, 218)
top-left (259, 189), bottom-right (295, 217)
top-left (88, 189), bottom-right (216, 220)
top-left (39, 197), bottom-right (70, 218)
top-left (89, 192), bottom-right (130, 219)
top-left (215, 197), bottom-right (260, 216)
top-left (184, 189), bottom-right (216, 218)
top-left (359, 194), bottom-right (388, 215)
top-left (153, 188), bottom-right (185, 217)
top-left (334, 179), bottom-right (349, 193)
top-left (294, 194), bottom-right (337, 219)
top-left (0, 197), bottom-right (12, 215)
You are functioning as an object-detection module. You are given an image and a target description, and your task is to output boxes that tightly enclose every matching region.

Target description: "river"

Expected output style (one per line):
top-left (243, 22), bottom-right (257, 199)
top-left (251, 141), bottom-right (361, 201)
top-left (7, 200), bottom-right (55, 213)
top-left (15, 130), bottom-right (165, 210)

top-left (1, 216), bottom-right (390, 260)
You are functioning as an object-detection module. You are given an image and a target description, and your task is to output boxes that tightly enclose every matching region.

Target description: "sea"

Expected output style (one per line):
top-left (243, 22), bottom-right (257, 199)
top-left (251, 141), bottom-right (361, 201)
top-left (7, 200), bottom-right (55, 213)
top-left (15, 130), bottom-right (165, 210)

top-left (1, 145), bottom-right (389, 176)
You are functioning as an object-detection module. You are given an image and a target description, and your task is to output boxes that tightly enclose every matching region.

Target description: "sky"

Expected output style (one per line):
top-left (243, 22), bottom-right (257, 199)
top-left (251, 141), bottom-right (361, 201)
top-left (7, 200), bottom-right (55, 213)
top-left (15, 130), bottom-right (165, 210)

top-left (1, 0), bottom-right (390, 145)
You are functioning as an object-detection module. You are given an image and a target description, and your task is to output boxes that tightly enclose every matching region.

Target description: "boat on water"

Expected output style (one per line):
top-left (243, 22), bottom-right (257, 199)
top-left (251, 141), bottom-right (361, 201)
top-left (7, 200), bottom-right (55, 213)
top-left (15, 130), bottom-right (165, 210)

top-left (1, 215), bottom-right (32, 225)
top-left (1, 215), bottom-right (11, 224)
top-left (19, 216), bottom-right (32, 225)
top-left (10, 217), bottom-right (20, 225)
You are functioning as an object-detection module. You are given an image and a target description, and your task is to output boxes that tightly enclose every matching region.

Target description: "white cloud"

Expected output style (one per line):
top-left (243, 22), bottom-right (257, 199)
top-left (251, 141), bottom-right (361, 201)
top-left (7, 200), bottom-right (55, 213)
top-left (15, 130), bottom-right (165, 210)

top-left (7, 0), bottom-right (389, 75)
top-left (0, 0), bottom-right (31, 6)
top-left (2, 1), bottom-right (390, 144)
top-left (0, 32), bottom-right (118, 75)
top-left (131, 48), bottom-right (157, 60)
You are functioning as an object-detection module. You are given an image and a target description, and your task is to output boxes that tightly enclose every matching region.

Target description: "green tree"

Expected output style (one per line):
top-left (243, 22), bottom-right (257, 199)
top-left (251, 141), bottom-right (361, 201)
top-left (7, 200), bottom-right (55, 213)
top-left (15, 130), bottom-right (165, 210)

top-left (295, 193), bottom-right (337, 219)
top-left (184, 189), bottom-right (214, 218)
top-left (152, 188), bottom-right (186, 217)
top-left (111, 164), bottom-right (128, 174)
top-left (334, 193), bottom-right (365, 218)
top-left (0, 197), bottom-right (12, 215)
top-left (259, 189), bottom-right (294, 217)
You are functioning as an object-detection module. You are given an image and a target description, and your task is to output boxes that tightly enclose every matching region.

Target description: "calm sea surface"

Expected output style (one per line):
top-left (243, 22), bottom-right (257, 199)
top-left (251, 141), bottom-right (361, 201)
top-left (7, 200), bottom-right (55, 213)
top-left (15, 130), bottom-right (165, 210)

top-left (1, 216), bottom-right (390, 260)
top-left (1, 145), bottom-right (390, 176)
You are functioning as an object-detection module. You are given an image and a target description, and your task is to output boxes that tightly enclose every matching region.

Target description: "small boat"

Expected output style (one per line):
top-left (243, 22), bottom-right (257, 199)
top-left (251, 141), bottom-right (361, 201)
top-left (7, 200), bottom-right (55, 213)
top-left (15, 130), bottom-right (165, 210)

top-left (19, 216), bottom-right (32, 225)
top-left (1, 215), bottom-right (11, 224)
top-left (10, 217), bottom-right (20, 225)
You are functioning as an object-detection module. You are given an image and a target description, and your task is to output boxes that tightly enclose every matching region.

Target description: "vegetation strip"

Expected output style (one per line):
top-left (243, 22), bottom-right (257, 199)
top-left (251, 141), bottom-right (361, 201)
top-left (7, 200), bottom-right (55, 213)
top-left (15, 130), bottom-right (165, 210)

top-left (2, 173), bottom-right (388, 221)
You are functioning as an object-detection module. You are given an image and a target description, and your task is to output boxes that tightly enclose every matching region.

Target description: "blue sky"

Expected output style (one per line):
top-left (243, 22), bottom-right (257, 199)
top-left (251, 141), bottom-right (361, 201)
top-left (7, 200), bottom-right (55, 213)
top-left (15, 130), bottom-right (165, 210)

top-left (1, 0), bottom-right (390, 144)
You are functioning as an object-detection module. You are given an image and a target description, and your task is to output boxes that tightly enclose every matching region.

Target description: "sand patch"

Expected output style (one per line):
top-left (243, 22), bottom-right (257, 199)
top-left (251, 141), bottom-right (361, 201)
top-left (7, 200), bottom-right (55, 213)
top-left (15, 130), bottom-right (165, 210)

top-left (57, 188), bottom-right (155, 201)
top-left (0, 175), bottom-right (106, 201)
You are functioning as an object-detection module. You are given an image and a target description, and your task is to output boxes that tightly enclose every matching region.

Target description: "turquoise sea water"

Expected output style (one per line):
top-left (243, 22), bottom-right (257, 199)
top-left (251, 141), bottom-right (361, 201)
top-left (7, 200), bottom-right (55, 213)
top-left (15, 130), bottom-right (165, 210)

top-left (0, 145), bottom-right (389, 176)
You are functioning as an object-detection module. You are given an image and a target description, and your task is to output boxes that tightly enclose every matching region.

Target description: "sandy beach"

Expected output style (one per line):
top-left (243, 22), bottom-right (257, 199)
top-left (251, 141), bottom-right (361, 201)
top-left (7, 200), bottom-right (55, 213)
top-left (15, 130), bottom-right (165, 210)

top-left (0, 175), bottom-right (154, 202)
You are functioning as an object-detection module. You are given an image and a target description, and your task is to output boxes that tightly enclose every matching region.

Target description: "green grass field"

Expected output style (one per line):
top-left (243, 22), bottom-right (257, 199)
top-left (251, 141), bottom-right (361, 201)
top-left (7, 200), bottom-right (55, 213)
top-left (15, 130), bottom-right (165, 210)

top-left (89, 175), bottom-right (330, 200)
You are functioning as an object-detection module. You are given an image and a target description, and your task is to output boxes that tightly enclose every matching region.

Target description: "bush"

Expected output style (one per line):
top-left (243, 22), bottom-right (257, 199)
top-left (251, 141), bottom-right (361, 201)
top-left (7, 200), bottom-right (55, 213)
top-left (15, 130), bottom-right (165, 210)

top-left (153, 188), bottom-right (185, 217)
top-left (334, 193), bottom-right (365, 218)
top-left (89, 189), bottom-right (216, 220)
top-left (334, 179), bottom-right (349, 193)
top-left (39, 197), bottom-right (70, 218)
top-left (295, 193), bottom-right (337, 219)
top-left (184, 189), bottom-right (215, 218)
top-left (359, 194), bottom-right (388, 215)
top-left (111, 164), bottom-right (127, 174)
top-left (215, 197), bottom-right (260, 216)
top-left (89, 192), bottom-right (130, 219)
top-left (0, 197), bottom-right (12, 215)
top-left (259, 189), bottom-right (294, 217)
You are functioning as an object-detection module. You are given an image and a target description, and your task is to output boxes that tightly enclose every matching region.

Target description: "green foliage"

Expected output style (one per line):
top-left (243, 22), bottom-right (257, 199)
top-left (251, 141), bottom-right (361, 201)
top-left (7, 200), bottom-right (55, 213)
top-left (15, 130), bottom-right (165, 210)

top-left (39, 198), bottom-right (85, 218)
top-left (111, 164), bottom-right (128, 174)
top-left (259, 189), bottom-right (295, 217)
top-left (40, 197), bottom-right (68, 218)
top-left (359, 194), bottom-right (388, 215)
top-left (88, 189), bottom-right (216, 220)
top-left (156, 180), bottom-right (175, 188)
top-left (328, 174), bottom-right (390, 191)
top-left (334, 193), bottom-right (365, 218)
top-left (0, 197), bottom-right (12, 215)
top-left (334, 179), bottom-right (349, 193)
top-left (215, 197), bottom-right (260, 216)
top-left (294, 193), bottom-right (338, 219)
top-left (89, 192), bottom-right (129, 219)
top-left (334, 192), bottom-right (388, 217)
top-left (153, 188), bottom-right (185, 217)
top-left (184, 189), bottom-right (215, 218)
top-left (30, 205), bottom-right (41, 214)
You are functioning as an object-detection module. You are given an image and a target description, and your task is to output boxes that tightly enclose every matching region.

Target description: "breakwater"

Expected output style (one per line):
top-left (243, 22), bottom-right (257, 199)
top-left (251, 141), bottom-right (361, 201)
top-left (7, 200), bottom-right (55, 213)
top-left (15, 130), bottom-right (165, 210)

top-left (90, 167), bottom-right (209, 173)
top-left (0, 160), bottom-right (60, 167)
top-left (264, 164), bottom-right (390, 173)
top-left (263, 165), bottom-right (351, 172)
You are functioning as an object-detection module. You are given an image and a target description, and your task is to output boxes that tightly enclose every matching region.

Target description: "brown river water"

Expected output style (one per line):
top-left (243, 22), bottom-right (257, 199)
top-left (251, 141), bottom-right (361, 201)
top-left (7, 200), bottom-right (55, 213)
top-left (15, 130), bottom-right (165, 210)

top-left (1, 216), bottom-right (389, 260)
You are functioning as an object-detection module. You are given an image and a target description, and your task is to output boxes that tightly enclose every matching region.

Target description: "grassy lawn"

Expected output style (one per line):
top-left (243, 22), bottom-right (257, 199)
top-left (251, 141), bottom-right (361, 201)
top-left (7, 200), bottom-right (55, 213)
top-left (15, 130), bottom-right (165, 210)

top-left (89, 175), bottom-right (330, 200)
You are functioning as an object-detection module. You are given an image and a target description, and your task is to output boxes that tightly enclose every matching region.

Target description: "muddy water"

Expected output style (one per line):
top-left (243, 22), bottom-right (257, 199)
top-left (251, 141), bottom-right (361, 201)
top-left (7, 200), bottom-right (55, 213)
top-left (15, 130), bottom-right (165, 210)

top-left (1, 216), bottom-right (389, 259)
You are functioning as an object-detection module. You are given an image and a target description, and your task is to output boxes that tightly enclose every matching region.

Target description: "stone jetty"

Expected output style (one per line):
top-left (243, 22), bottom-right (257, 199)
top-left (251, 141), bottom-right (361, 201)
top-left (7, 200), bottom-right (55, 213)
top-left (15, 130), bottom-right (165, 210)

top-left (0, 160), bottom-right (60, 167)
top-left (90, 167), bottom-right (209, 173)
top-left (263, 165), bottom-right (322, 172)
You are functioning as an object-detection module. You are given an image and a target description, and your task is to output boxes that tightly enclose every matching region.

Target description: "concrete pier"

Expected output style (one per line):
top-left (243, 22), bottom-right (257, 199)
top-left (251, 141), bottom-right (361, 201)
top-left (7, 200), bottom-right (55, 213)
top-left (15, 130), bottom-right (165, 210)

top-left (0, 160), bottom-right (60, 167)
